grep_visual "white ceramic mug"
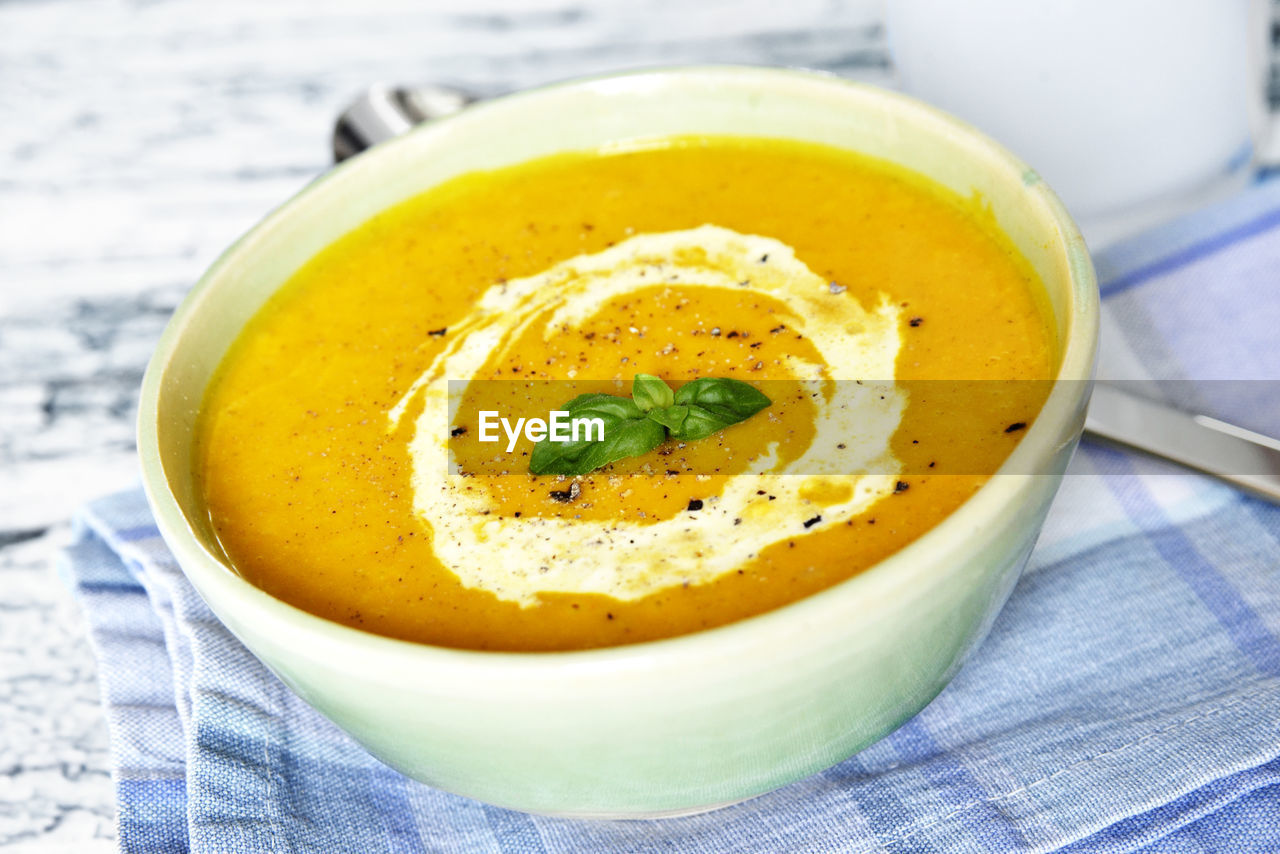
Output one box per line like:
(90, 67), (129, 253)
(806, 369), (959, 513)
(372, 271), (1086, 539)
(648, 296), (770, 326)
(887, 0), (1272, 246)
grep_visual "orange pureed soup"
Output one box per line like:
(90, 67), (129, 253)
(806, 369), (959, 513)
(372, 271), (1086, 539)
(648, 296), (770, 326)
(196, 137), (1055, 651)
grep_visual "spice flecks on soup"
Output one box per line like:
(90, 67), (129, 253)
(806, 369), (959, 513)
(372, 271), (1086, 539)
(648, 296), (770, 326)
(393, 226), (905, 604)
(196, 136), (1055, 651)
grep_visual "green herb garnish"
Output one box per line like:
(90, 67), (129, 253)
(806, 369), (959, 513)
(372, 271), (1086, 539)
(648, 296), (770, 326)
(528, 374), (771, 476)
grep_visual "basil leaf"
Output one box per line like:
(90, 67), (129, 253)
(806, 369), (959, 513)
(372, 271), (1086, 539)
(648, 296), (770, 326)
(559, 393), (643, 420)
(631, 374), (674, 412)
(670, 377), (771, 440)
(569, 417), (665, 474)
(646, 404), (688, 433)
(528, 394), (665, 476)
(527, 375), (771, 476)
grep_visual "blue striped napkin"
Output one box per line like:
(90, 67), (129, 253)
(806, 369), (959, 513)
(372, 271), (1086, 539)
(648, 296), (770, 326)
(61, 180), (1280, 853)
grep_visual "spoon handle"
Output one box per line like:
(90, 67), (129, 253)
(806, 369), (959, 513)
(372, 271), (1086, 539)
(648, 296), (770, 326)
(333, 85), (474, 162)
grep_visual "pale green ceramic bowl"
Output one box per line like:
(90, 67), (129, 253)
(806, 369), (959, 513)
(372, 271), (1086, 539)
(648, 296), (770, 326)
(138, 66), (1098, 818)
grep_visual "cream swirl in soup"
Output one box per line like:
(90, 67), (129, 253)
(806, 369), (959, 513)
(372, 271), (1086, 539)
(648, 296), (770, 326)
(389, 226), (906, 604)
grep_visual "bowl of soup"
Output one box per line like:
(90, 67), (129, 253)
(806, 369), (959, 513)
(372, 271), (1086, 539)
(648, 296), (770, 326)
(138, 66), (1097, 817)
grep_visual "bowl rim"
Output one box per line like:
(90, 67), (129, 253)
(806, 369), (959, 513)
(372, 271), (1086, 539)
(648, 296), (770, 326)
(137, 63), (1098, 675)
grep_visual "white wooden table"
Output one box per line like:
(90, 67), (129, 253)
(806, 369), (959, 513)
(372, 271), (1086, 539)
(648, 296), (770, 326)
(0, 1), (888, 848)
